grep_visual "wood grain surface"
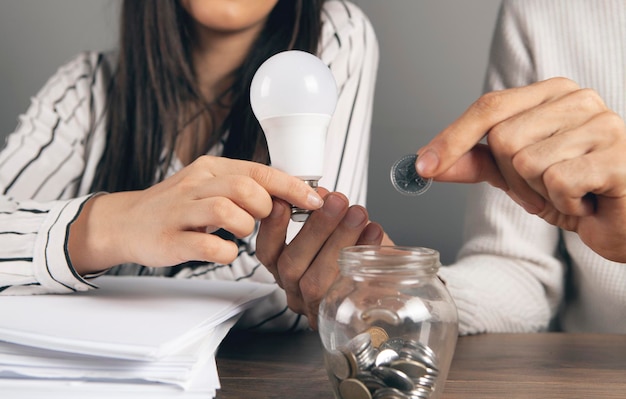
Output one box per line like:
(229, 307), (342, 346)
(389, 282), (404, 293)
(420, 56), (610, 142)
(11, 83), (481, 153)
(216, 331), (626, 399)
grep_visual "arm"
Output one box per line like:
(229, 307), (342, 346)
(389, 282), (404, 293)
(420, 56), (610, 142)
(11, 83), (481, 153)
(416, 1), (626, 263)
(437, 0), (567, 333)
(0, 52), (108, 294)
(0, 52), (326, 297)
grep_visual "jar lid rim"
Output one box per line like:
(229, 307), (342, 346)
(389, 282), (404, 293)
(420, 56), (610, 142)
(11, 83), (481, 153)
(339, 245), (439, 258)
(338, 245), (440, 274)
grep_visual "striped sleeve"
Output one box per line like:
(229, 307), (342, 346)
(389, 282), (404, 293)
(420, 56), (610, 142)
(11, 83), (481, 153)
(0, 195), (99, 294)
(0, 52), (108, 295)
(319, 0), (379, 206)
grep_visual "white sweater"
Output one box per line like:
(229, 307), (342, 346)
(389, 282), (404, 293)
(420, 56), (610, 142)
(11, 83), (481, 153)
(0, 1), (378, 331)
(438, 0), (626, 334)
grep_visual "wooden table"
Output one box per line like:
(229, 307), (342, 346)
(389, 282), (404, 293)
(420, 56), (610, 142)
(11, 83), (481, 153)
(215, 330), (626, 398)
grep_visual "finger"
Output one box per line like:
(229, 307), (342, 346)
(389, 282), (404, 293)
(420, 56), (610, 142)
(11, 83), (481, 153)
(175, 196), (257, 238)
(193, 156), (324, 211)
(146, 231), (239, 267)
(489, 87), (608, 161)
(427, 144), (508, 190)
(416, 77), (581, 178)
(316, 187), (330, 198)
(277, 193), (349, 299)
(356, 221), (385, 246)
(299, 205), (370, 328)
(511, 121), (609, 201)
(194, 175), (275, 218)
(487, 88), (609, 211)
(544, 142), (626, 216)
(257, 198), (291, 287)
(577, 196), (626, 263)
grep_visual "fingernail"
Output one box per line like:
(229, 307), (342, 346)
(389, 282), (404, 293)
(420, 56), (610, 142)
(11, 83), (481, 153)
(416, 150), (439, 177)
(344, 207), (367, 228)
(307, 192), (324, 209)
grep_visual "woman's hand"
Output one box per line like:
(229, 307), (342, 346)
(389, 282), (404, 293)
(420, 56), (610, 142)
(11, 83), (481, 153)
(415, 77), (626, 262)
(256, 188), (393, 330)
(69, 156), (324, 274)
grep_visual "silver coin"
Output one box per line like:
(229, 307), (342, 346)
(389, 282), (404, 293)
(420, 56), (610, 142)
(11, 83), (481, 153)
(379, 337), (406, 353)
(398, 348), (438, 372)
(389, 359), (429, 380)
(406, 386), (432, 399)
(348, 332), (373, 355)
(412, 375), (437, 390)
(371, 366), (415, 392)
(356, 371), (387, 392)
(372, 387), (410, 399)
(375, 348), (400, 367)
(390, 154), (432, 196)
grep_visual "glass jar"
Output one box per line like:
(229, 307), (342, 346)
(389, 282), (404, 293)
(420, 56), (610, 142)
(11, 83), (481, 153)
(318, 246), (458, 399)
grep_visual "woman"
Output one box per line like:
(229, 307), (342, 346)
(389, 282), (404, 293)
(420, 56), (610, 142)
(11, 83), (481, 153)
(0, 0), (383, 331)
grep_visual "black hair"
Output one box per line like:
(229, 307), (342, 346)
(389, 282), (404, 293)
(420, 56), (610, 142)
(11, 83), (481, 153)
(92, 0), (326, 193)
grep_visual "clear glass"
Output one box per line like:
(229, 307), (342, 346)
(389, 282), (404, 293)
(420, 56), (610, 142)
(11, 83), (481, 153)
(318, 246), (458, 399)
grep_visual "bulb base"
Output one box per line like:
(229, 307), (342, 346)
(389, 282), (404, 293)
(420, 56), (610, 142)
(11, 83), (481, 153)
(291, 180), (319, 222)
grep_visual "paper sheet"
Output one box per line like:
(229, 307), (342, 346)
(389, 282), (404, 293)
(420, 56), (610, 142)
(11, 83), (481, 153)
(0, 276), (276, 360)
(0, 276), (276, 397)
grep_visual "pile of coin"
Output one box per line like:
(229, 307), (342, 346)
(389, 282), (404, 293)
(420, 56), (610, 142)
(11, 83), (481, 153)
(324, 327), (440, 399)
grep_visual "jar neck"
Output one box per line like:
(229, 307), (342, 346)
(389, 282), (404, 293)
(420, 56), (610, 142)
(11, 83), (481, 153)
(338, 246), (440, 279)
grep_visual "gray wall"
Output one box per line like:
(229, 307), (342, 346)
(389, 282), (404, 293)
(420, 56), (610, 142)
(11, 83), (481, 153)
(0, 1), (501, 264)
(354, 1), (501, 263)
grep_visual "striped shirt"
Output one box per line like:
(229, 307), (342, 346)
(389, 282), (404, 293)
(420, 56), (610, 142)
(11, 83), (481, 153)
(438, 0), (626, 334)
(0, 0), (379, 331)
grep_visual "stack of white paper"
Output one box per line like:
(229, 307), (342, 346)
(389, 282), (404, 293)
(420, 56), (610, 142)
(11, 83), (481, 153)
(0, 276), (276, 398)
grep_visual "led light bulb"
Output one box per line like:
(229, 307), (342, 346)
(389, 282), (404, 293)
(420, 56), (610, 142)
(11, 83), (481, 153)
(250, 50), (338, 222)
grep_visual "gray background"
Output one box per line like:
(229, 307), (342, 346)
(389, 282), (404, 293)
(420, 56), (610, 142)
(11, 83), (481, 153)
(0, 0), (501, 264)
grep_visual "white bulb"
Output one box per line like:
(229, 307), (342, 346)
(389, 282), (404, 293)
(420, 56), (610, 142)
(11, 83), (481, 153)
(250, 50), (338, 221)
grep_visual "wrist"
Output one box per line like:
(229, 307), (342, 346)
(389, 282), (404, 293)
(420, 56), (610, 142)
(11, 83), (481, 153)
(68, 192), (132, 275)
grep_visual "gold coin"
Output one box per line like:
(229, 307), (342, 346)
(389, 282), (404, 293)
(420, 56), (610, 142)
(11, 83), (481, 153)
(327, 349), (352, 380)
(365, 326), (389, 348)
(339, 378), (372, 399)
(342, 349), (359, 379)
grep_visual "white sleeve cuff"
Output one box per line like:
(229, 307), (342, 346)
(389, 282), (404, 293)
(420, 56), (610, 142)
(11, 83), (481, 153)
(33, 194), (99, 293)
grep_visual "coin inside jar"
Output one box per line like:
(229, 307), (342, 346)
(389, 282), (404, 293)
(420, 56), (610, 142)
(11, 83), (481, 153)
(323, 332), (442, 399)
(371, 366), (415, 392)
(365, 326), (390, 348)
(375, 348), (400, 367)
(339, 378), (373, 399)
(390, 154), (432, 196)
(328, 349), (353, 380)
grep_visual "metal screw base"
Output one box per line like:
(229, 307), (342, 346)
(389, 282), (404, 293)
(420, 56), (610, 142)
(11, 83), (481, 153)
(290, 180), (319, 222)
